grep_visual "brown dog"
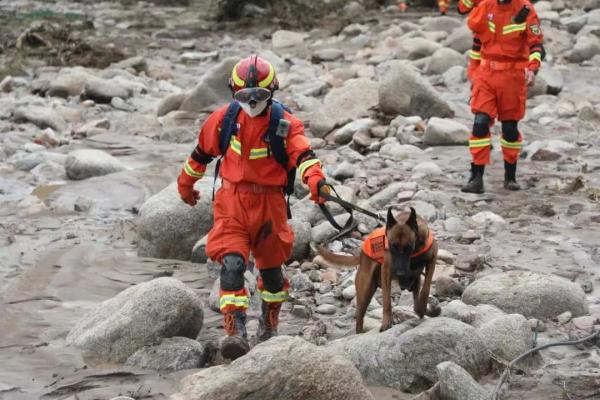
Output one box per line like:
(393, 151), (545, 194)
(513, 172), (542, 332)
(318, 207), (438, 333)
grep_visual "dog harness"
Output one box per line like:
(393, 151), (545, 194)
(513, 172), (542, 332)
(362, 227), (435, 265)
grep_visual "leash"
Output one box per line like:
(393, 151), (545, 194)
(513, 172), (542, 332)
(317, 182), (386, 231)
(490, 330), (599, 400)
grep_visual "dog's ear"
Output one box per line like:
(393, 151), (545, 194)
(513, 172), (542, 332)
(407, 207), (418, 233)
(386, 207), (397, 230)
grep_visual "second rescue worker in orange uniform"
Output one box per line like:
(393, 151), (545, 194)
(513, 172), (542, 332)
(461, 0), (544, 193)
(177, 56), (328, 360)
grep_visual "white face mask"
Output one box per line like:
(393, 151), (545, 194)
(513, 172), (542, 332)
(239, 100), (268, 118)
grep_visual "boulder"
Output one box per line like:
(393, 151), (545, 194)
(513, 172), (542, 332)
(66, 278), (203, 363)
(137, 182), (214, 261)
(83, 77), (131, 103)
(327, 318), (490, 392)
(437, 361), (490, 400)
(445, 26), (473, 53)
(379, 143), (424, 161)
(157, 93), (186, 117)
(369, 181), (417, 209)
(65, 149), (126, 180)
(478, 314), (533, 364)
(125, 337), (213, 372)
(111, 56), (148, 73)
(462, 271), (589, 319)
(426, 48), (466, 75)
(422, 16), (463, 33)
(400, 38), (442, 60)
(179, 57), (238, 113)
(441, 300), (506, 328)
(170, 336), (374, 400)
(13, 106), (67, 132)
(47, 68), (95, 98)
(569, 35), (600, 63)
(424, 117), (469, 146)
(272, 30), (308, 49)
(537, 65), (564, 95)
(333, 118), (376, 145)
(289, 219), (312, 262)
(379, 61), (453, 118)
(310, 79), (379, 137)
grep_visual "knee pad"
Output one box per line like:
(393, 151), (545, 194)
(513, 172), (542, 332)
(501, 121), (519, 142)
(473, 113), (491, 138)
(259, 268), (285, 293)
(220, 253), (246, 291)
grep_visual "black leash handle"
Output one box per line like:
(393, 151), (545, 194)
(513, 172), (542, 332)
(317, 181), (354, 231)
(318, 181), (385, 225)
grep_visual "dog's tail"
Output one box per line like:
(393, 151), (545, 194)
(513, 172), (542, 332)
(316, 245), (360, 267)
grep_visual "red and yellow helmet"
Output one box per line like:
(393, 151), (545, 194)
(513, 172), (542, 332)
(229, 55), (279, 93)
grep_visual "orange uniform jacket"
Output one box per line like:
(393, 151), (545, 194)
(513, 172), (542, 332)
(468, 0), (544, 71)
(181, 104), (320, 187)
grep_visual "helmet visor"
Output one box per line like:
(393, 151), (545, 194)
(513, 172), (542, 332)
(233, 87), (272, 104)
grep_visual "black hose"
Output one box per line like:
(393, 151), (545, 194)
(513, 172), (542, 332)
(490, 330), (599, 400)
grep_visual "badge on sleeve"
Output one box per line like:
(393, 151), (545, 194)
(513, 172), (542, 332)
(530, 24), (540, 35)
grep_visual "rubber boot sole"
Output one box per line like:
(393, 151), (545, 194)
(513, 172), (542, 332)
(220, 336), (249, 360)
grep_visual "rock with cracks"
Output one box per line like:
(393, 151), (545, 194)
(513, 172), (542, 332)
(169, 336), (374, 400)
(379, 61), (453, 118)
(66, 278), (204, 363)
(462, 271), (588, 319)
(125, 337), (213, 372)
(326, 318), (490, 392)
(137, 182), (214, 261)
(437, 361), (490, 400)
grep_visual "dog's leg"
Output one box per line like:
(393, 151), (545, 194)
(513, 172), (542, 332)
(355, 256), (378, 334)
(380, 259), (393, 332)
(412, 274), (424, 318)
(416, 256), (437, 318)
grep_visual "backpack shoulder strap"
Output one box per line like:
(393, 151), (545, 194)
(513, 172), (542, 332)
(266, 101), (290, 169)
(219, 101), (242, 155)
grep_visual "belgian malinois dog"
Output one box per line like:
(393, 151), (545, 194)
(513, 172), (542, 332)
(318, 207), (438, 333)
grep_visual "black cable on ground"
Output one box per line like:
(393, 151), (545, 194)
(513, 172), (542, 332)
(490, 330), (600, 400)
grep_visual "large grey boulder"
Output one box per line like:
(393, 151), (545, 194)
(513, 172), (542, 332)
(422, 16), (463, 33)
(272, 30), (308, 49)
(125, 337), (213, 372)
(426, 48), (466, 75)
(48, 67), (95, 98)
(537, 65), (564, 95)
(445, 26), (473, 53)
(157, 93), (187, 117)
(424, 117), (469, 146)
(66, 278), (203, 363)
(310, 78), (379, 137)
(327, 318), (490, 392)
(462, 271), (589, 319)
(170, 336), (374, 400)
(400, 38), (442, 60)
(179, 57), (238, 113)
(379, 61), (453, 118)
(478, 314), (533, 364)
(437, 361), (490, 400)
(65, 149), (126, 180)
(289, 219), (312, 262)
(13, 106), (67, 132)
(137, 181), (214, 261)
(83, 77), (131, 103)
(568, 35), (600, 63)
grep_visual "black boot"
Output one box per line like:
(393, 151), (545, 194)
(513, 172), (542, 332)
(461, 163), (485, 194)
(504, 161), (521, 191)
(257, 301), (282, 343)
(221, 310), (250, 360)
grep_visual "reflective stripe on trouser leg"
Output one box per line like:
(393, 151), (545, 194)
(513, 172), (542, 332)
(500, 132), (522, 164)
(469, 134), (492, 165)
(219, 288), (249, 313)
(257, 277), (289, 303)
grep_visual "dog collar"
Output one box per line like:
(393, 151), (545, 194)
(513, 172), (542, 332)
(410, 229), (434, 259)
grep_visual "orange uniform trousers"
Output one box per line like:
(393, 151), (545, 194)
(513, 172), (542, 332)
(469, 64), (526, 165)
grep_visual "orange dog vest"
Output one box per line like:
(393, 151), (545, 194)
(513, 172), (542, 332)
(362, 227), (434, 265)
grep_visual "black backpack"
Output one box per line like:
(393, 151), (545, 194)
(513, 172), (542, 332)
(214, 100), (296, 218)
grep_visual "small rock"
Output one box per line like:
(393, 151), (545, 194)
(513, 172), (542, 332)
(437, 361), (490, 400)
(342, 285), (356, 300)
(424, 118), (469, 146)
(125, 337), (213, 372)
(557, 311), (572, 324)
(111, 97), (136, 112)
(309, 270), (322, 283)
(435, 276), (463, 298)
(65, 149), (126, 180)
(572, 316), (595, 330)
(290, 272), (315, 292)
(291, 305), (311, 319)
(471, 211), (505, 226)
(333, 161), (356, 180)
(272, 30), (307, 49)
(83, 77), (130, 103)
(316, 303), (337, 315)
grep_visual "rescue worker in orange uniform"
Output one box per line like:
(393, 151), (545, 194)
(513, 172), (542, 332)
(458, 0), (484, 81)
(177, 55), (328, 360)
(461, 0), (544, 193)
(438, 0), (450, 15)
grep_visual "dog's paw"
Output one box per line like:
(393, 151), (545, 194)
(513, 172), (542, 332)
(425, 296), (442, 317)
(379, 320), (393, 332)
